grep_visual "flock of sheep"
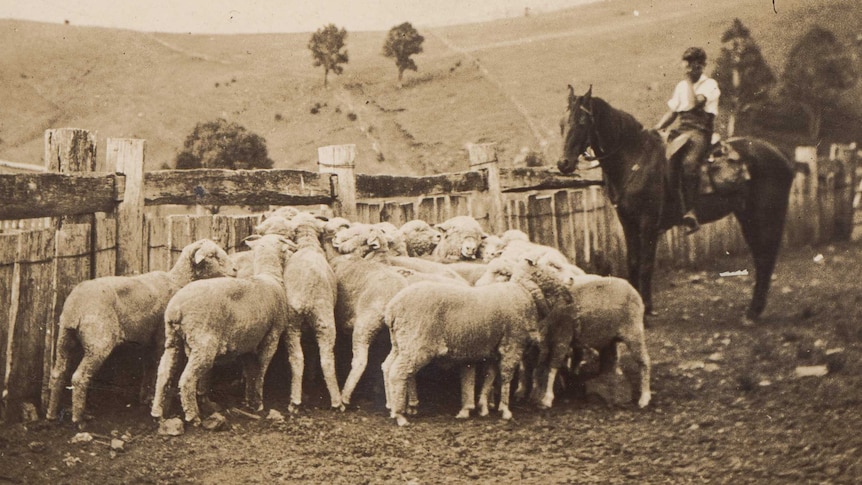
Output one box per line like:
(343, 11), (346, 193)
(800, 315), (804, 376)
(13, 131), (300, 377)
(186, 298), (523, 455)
(45, 207), (651, 429)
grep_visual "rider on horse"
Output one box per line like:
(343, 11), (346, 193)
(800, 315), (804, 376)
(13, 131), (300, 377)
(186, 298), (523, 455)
(654, 47), (721, 234)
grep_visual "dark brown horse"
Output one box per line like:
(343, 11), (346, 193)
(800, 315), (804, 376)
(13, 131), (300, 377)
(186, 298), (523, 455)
(559, 85), (795, 321)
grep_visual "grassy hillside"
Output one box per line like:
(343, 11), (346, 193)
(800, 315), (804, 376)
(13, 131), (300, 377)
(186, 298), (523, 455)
(1, 0), (859, 175)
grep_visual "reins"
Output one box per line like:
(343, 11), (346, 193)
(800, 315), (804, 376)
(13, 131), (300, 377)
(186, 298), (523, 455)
(579, 99), (622, 162)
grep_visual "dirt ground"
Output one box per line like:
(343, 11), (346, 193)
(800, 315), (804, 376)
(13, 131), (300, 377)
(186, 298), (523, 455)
(2, 240), (861, 484)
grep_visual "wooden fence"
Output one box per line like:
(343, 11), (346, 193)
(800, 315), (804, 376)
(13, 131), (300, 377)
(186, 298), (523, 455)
(0, 128), (857, 423)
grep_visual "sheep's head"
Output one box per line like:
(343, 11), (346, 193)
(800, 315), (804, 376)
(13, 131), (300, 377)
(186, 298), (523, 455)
(400, 219), (442, 257)
(478, 235), (505, 262)
(332, 223), (386, 257)
(254, 215), (292, 237)
(474, 256), (515, 286)
(500, 229), (530, 244)
(374, 222), (408, 256)
(244, 233), (299, 268)
(184, 238), (238, 279)
(434, 216), (487, 261)
(287, 212), (327, 244)
(530, 248), (586, 280)
(323, 217), (352, 241)
(510, 256), (574, 319)
(263, 206), (301, 221)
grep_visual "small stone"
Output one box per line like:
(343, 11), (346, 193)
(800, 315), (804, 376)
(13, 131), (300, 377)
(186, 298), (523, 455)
(758, 380), (772, 387)
(28, 441), (47, 453)
(794, 365), (828, 378)
(266, 409), (285, 422)
(703, 363), (720, 373)
(157, 418), (185, 436)
(679, 361), (705, 371)
(707, 352), (724, 362)
(202, 412), (227, 431)
(63, 453), (82, 467)
(70, 432), (94, 444)
(110, 439), (125, 452)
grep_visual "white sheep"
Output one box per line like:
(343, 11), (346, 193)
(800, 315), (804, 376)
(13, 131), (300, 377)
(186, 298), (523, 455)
(374, 221), (409, 256)
(150, 234), (296, 425)
(281, 212), (344, 412)
(431, 215), (487, 261)
(46, 238), (237, 425)
(383, 257), (573, 426)
(539, 275), (652, 409)
(329, 223), (411, 407)
(398, 219), (442, 257)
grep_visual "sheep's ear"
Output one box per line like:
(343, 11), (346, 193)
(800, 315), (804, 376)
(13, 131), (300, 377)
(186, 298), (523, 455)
(193, 241), (217, 265)
(278, 236), (299, 251)
(315, 215), (329, 222)
(522, 255), (538, 266)
(243, 234), (262, 248)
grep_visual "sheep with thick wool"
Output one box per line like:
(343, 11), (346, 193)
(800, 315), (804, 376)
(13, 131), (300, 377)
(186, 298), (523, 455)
(399, 219), (442, 257)
(329, 223), (411, 407)
(280, 212), (344, 412)
(46, 239), (237, 425)
(538, 275), (651, 409)
(150, 234), (296, 425)
(431, 215), (486, 261)
(383, 256), (574, 426)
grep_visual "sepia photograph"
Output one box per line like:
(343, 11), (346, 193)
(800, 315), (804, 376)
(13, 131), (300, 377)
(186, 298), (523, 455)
(0, 0), (860, 482)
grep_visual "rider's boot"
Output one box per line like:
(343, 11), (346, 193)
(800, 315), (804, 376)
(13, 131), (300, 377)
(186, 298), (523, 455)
(681, 174), (700, 235)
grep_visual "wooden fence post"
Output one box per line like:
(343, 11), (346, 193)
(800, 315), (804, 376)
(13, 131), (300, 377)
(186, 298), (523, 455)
(108, 138), (146, 275)
(794, 146), (819, 245)
(468, 143), (504, 234)
(42, 128), (97, 416)
(318, 144), (357, 219)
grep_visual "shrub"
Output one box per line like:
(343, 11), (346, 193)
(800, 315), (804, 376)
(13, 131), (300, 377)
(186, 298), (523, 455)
(175, 119), (273, 170)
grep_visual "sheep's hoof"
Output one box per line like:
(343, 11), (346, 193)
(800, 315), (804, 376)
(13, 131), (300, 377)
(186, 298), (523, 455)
(501, 409), (513, 421)
(455, 409), (470, 419)
(395, 415), (410, 427)
(406, 405), (418, 416)
(332, 403), (346, 412)
(638, 392), (652, 408)
(187, 416), (202, 427)
(288, 403), (301, 415)
(478, 406), (489, 417)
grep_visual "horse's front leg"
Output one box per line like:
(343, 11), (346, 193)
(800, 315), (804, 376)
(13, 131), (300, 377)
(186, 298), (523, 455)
(637, 229), (659, 316)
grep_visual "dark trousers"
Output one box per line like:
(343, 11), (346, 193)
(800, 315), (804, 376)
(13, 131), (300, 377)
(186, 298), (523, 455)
(680, 129), (710, 213)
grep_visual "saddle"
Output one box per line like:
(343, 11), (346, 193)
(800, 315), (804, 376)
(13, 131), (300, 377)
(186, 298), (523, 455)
(665, 132), (750, 195)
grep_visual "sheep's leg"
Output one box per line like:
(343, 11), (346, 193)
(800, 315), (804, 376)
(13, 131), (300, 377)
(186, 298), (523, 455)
(518, 358), (533, 402)
(179, 349), (216, 426)
(406, 374), (419, 415)
(313, 318), (344, 411)
(540, 367), (559, 409)
(47, 328), (77, 421)
(456, 365), (476, 419)
(252, 328), (282, 412)
(478, 363), (497, 417)
(387, 352), (415, 427)
(284, 328), (305, 413)
(627, 337), (652, 408)
(239, 354), (261, 410)
(599, 341), (621, 375)
(381, 347), (397, 412)
(70, 342), (113, 425)
(497, 348), (521, 421)
(151, 345), (181, 419)
(341, 338), (370, 408)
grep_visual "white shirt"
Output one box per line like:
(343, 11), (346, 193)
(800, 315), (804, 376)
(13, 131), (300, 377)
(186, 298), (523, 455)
(667, 74), (720, 115)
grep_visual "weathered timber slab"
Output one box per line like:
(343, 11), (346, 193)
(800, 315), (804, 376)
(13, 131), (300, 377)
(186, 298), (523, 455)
(144, 169), (334, 206)
(355, 171), (485, 199)
(0, 173), (120, 220)
(498, 167), (601, 193)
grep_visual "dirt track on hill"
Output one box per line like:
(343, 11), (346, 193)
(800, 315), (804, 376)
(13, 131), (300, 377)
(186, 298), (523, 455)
(2, 241), (862, 484)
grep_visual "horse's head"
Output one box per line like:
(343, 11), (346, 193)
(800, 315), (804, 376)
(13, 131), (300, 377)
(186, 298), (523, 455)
(558, 85), (593, 175)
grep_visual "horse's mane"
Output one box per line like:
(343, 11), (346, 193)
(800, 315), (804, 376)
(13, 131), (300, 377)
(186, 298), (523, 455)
(590, 96), (654, 149)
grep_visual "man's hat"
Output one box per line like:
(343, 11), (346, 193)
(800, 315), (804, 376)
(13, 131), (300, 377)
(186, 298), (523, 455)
(682, 47), (707, 64)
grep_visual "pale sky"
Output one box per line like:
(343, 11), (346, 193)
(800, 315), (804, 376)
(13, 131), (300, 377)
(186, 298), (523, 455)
(0, 0), (599, 33)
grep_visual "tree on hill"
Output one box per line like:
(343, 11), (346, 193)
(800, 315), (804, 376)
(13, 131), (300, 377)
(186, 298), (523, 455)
(781, 25), (859, 141)
(175, 119), (273, 170)
(711, 18), (775, 136)
(308, 24), (349, 87)
(382, 22), (425, 86)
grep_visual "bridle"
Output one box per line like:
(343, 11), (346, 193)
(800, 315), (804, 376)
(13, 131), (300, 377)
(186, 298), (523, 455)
(568, 94), (621, 163)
